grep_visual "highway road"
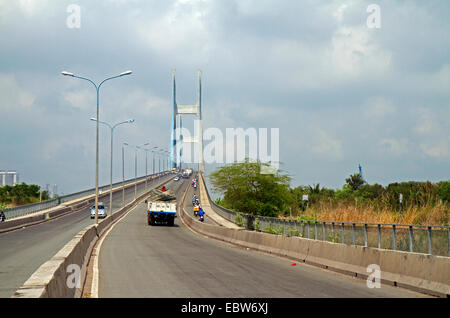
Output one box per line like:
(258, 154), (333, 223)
(0, 174), (172, 298)
(98, 179), (429, 298)
(184, 179), (215, 225)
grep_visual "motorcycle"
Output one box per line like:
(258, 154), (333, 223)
(193, 205), (199, 217)
(199, 214), (204, 222)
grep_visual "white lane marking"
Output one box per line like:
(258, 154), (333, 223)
(90, 224), (113, 298)
(90, 179), (174, 298)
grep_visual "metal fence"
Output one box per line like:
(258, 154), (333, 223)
(201, 173), (450, 257)
(2, 172), (170, 220)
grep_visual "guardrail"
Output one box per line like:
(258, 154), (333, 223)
(2, 172), (170, 220)
(201, 173), (450, 257)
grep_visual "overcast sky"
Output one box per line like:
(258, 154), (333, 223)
(0, 0), (449, 195)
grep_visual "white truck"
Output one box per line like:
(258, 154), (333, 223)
(146, 187), (177, 226)
(182, 168), (193, 179)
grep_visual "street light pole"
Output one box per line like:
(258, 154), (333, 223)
(90, 118), (134, 216)
(152, 150), (155, 175)
(137, 143), (150, 196)
(62, 70), (132, 225)
(143, 148), (150, 190)
(122, 143), (125, 208)
(134, 146), (137, 199)
(151, 146), (158, 178)
(124, 142), (149, 200)
(160, 149), (168, 172)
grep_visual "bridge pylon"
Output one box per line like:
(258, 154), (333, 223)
(170, 69), (204, 173)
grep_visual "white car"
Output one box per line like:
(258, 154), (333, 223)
(90, 203), (107, 219)
(174, 176), (180, 181)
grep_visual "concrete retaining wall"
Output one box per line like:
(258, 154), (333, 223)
(12, 177), (171, 298)
(180, 191), (450, 297)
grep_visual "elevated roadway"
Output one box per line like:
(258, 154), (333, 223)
(97, 180), (428, 298)
(0, 174), (173, 298)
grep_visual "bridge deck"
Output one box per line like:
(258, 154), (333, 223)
(97, 180), (428, 297)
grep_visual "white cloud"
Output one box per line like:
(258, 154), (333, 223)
(0, 73), (35, 112)
(63, 89), (96, 111)
(135, 0), (210, 57)
(364, 97), (396, 119)
(311, 129), (343, 160)
(379, 138), (409, 156)
(414, 107), (439, 135)
(420, 142), (450, 159)
(333, 3), (349, 23)
(330, 25), (392, 78)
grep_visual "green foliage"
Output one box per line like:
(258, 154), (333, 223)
(437, 181), (450, 203)
(328, 232), (340, 243)
(235, 213), (244, 227)
(346, 173), (365, 191)
(209, 161), (449, 225)
(277, 226), (284, 235)
(209, 159), (292, 217)
(297, 214), (317, 222)
(292, 178), (450, 215)
(264, 222), (278, 234)
(254, 218), (260, 231)
(0, 183), (47, 206)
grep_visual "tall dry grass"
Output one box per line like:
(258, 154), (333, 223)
(293, 201), (449, 225)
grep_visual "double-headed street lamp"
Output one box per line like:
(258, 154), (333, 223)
(90, 118), (134, 217)
(155, 148), (169, 173)
(161, 149), (169, 172)
(124, 142), (149, 200)
(62, 70), (132, 225)
(141, 147), (153, 190)
(151, 146), (158, 176)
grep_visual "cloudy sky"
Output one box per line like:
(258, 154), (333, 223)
(0, 0), (449, 195)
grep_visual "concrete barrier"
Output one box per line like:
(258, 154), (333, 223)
(0, 175), (167, 234)
(179, 187), (450, 297)
(12, 177), (171, 298)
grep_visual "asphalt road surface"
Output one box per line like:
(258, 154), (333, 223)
(0, 174), (172, 298)
(98, 180), (428, 298)
(185, 180), (214, 225)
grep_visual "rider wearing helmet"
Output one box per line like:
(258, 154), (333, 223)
(199, 207), (205, 222)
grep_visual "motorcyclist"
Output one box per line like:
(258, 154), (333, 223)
(0, 211), (5, 222)
(199, 208), (205, 222)
(193, 203), (199, 216)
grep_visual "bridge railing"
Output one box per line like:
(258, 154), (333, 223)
(2, 172), (169, 220)
(201, 173), (450, 257)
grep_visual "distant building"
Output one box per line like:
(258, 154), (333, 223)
(0, 171), (18, 186)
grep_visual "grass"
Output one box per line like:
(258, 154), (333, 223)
(291, 201), (449, 226)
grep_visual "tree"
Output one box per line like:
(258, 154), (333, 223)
(345, 173), (365, 191)
(209, 160), (292, 217)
